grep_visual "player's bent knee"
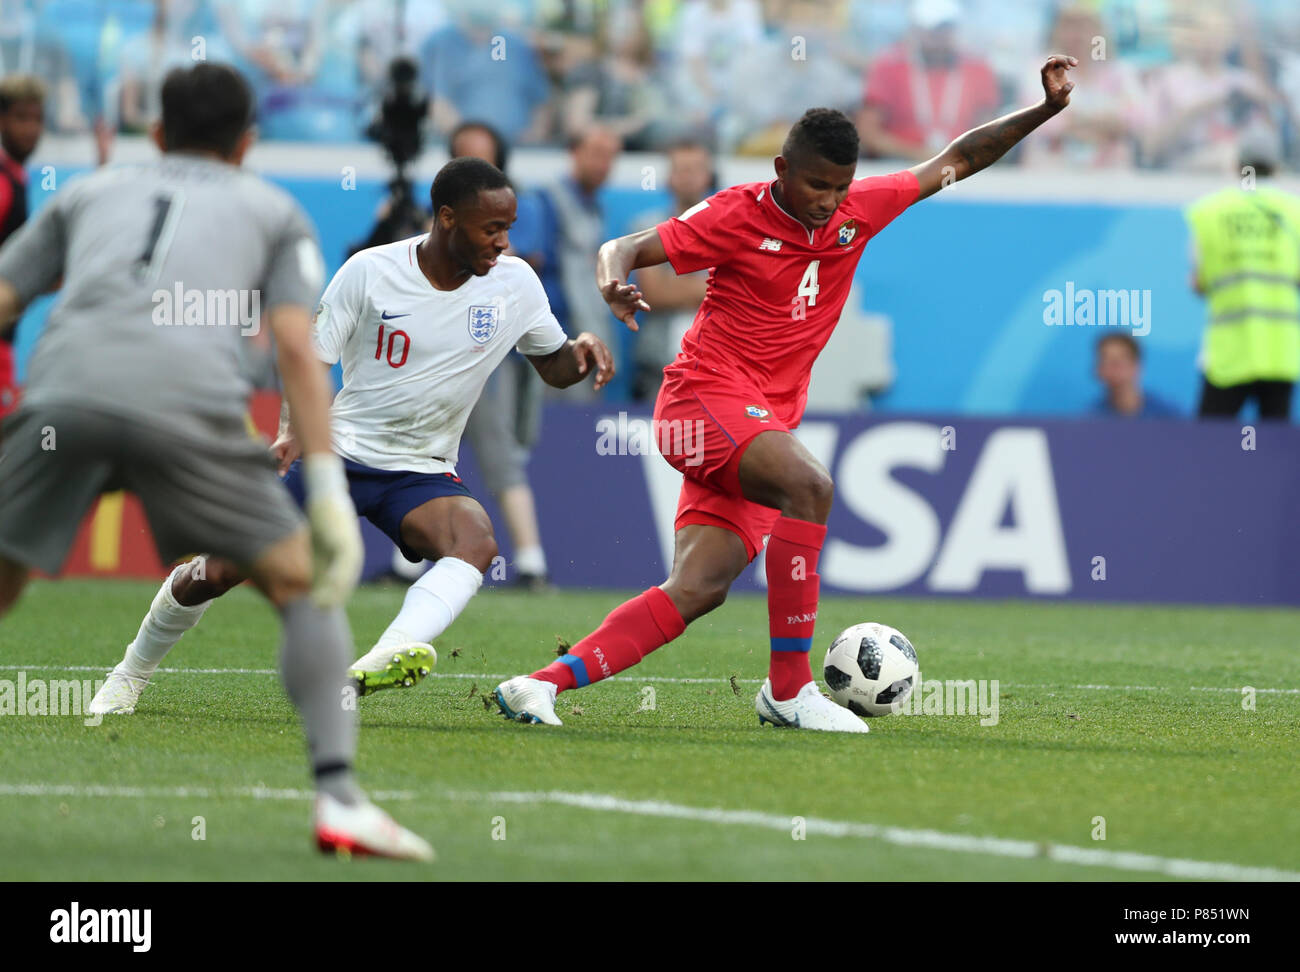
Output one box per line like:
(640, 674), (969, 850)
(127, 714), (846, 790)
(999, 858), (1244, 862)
(174, 557), (244, 605)
(665, 576), (730, 623)
(478, 533), (500, 575)
(785, 467), (835, 521)
(454, 530), (498, 575)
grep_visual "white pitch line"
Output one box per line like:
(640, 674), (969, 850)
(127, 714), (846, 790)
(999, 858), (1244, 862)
(451, 788), (1300, 882)
(5, 780), (1285, 880)
(0, 665), (1296, 694)
(0, 664), (280, 675)
(0, 782), (413, 801)
(443, 675), (1300, 695)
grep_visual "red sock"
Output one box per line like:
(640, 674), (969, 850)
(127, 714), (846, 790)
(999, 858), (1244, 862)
(532, 587), (686, 693)
(766, 516), (827, 701)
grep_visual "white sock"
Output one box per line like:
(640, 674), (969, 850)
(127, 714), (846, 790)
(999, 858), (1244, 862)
(120, 562), (212, 679)
(356, 557), (483, 669)
(515, 545), (546, 576)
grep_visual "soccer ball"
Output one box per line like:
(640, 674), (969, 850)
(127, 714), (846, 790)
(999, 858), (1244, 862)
(823, 622), (919, 717)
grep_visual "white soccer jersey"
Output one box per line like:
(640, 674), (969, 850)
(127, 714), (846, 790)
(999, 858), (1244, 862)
(311, 237), (568, 473)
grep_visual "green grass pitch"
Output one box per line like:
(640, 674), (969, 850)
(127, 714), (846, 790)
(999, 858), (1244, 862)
(1, 579), (1297, 881)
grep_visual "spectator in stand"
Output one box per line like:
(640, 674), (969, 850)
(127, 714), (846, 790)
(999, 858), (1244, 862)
(560, 4), (668, 150)
(119, 1), (229, 134)
(214, 0), (342, 140)
(422, 2), (552, 144)
(669, 0), (764, 136)
(857, 0), (1002, 162)
(842, 0), (910, 69)
(1092, 334), (1180, 418)
(0, 74), (43, 419)
(721, 0), (860, 156)
(512, 126), (621, 398)
(216, 0), (327, 87)
(627, 139), (715, 400)
(1140, 5), (1279, 172)
(342, 0), (448, 101)
(0, 0), (87, 134)
(1019, 4), (1145, 169)
(449, 121), (554, 590)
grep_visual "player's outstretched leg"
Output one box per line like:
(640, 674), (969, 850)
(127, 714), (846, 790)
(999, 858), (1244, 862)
(348, 495), (494, 696)
(250, 529), (433, 862)
(89, 555), (245, 715)
(496, 524), (747, 725)
(739, 431), (867, 734)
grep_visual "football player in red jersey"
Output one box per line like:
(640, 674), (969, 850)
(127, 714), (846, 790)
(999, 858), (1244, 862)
(497, 56), (1077, 731)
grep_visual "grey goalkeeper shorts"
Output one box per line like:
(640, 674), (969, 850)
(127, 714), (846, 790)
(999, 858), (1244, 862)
(0, 404), (304, 575)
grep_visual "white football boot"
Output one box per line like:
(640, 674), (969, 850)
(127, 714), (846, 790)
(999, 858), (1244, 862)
(314, 794), (435, 862)
(494, 675), (563, 726)
(755, 678), (870, 733)
(87, 665), (151, 715)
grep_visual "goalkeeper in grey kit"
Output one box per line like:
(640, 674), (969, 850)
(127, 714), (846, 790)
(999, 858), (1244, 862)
(0, 62), (431, 861)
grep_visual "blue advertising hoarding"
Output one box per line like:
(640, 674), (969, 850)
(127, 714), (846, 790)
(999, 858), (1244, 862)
(423, 405), (1300, 606)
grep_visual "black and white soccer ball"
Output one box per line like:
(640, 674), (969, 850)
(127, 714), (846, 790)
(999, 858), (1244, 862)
(823, 622), (919, 717)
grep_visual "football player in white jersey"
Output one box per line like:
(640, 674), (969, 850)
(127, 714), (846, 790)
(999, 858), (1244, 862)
(90, 156), (614, 714)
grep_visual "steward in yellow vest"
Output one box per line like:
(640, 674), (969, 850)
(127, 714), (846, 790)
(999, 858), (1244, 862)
(1188, 143), (1300, 420)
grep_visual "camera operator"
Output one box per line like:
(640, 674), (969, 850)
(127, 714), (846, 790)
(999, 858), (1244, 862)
(351, 57), (430, 255)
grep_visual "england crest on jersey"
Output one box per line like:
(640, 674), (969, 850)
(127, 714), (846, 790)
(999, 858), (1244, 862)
(468, 305), (499, 344)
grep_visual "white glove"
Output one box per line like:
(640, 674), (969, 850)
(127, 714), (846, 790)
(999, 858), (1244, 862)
(302, 453), (363, 607)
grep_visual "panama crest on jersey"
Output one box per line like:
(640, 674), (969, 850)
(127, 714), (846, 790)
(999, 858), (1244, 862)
(837, 219), (857, 245)
(467, 304), (499, 344)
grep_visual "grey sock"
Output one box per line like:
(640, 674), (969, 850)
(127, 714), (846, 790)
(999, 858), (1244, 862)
(279, 597), (364, 807)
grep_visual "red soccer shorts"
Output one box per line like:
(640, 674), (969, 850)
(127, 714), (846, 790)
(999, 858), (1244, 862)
(653, 362), (788, 561)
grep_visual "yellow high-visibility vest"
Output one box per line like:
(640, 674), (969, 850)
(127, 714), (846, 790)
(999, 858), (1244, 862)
(1187, 185), (1300, 387)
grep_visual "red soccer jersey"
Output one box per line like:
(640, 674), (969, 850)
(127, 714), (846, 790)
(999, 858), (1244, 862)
(656, 170), (919, 425)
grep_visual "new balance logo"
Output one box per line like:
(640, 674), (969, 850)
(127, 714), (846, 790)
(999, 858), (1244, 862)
(759, 238), (783, 252)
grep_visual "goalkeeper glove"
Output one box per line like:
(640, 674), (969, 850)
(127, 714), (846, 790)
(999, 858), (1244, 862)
(302, 453), (363, 607)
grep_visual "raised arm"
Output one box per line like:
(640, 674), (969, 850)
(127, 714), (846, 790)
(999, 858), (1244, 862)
(910, 55), (1076, 202)
(596, 226), (668, 331)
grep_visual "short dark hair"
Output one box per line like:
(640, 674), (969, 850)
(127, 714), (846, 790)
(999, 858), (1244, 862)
(160, 63), (254, 157)
(0, 75), (45, 113)
(1097, 333), (1140, 362)
(430, 156), (512, 213)
(782, 108), (859, 167)
(449, 120), (509, 173)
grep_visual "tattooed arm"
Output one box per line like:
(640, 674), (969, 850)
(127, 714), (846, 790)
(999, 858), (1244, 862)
(910, 55), (1077, 202)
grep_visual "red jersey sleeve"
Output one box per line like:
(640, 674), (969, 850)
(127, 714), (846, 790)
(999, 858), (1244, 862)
(656, 190), (739, 275)
(851, 169), (920, 237)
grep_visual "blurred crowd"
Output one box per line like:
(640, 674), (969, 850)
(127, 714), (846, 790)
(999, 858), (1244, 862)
(1, 0), (1298, 171)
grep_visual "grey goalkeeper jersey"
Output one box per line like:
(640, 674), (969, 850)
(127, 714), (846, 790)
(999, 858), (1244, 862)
(0, 153), (324, 426)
